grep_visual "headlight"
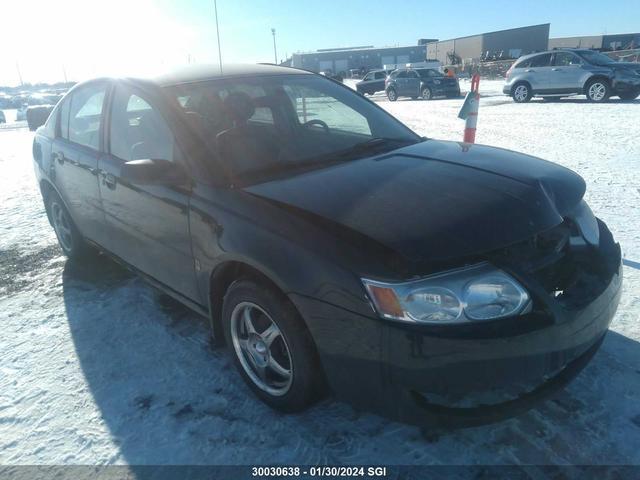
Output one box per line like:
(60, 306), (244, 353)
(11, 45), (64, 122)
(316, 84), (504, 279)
(363, 263), (530, 324)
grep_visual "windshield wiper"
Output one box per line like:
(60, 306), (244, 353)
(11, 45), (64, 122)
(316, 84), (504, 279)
(329, 137), (419, 160)
(237, 137), (420, 184)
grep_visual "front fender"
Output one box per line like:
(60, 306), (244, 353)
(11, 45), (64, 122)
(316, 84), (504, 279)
(189, 185), (375, 318)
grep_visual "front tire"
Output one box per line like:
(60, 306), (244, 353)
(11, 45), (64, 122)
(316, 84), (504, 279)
(421, 86), (432, 100)
(46, 191), (93, 259)
(222, 279), (323, 413)
(386, 88), (397, 101)
(512, 82), (532, 103)
(585, 78), (610, 102)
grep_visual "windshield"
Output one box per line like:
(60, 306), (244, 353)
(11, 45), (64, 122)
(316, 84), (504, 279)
(577, 50), (616, 66)
(166, 74), (419, 184)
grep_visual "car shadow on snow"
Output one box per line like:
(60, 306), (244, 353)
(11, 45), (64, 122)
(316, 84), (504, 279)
(61, 254), (640, 467)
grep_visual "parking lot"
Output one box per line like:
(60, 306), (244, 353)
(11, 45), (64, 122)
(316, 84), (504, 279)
(1, 85), (639, 465)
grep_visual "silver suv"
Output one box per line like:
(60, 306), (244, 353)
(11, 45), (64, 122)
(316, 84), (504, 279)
(503, 49), (640, 103)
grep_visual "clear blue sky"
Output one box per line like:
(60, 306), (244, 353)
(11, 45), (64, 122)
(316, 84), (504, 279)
(2, 0), (638, 86)
(175, 0), (639, 61)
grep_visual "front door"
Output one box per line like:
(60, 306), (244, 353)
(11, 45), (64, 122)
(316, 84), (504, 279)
(550, 52), (586, 92)
(50, 83), (108, 241)
(98, 85), (199, 300)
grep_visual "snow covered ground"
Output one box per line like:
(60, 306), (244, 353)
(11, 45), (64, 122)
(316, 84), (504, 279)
(1, 84), (639, 466)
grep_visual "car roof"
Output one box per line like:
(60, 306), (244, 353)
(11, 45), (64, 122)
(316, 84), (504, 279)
(149, 63), (310, 87)
(517, 48), (592, 62)
(60, 64), (314, 101)
(72, 64), (311, 92)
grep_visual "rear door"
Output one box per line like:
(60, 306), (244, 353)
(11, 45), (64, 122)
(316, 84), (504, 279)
(405, 70), (421, 97)
(394, 70), (409, 95)
(524, 53), (553, 91)
(50, 82), (108, 242)
(550, 51), (585, 92)
(99, 84), (199, 300)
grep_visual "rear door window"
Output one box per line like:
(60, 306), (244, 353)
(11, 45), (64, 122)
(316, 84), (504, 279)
(68, 85), (106, 150)
(528, 54), (552, 68)
(109, 87), (174, 162)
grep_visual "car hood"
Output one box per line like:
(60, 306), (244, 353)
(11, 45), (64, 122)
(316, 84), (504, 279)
(244, 140), (586, 264)
(612, 62), (640, 73)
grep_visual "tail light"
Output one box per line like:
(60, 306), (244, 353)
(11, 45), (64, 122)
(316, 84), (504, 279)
(505, 63), (515, 78)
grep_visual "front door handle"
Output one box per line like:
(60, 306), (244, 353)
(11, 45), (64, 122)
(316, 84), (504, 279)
(102, 172), (117, 189)
(551, 68), (560, 71)
(525, 69), (535, 73)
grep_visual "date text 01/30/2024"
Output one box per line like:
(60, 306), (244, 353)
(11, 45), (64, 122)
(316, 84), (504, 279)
(251, 466), (388, 477)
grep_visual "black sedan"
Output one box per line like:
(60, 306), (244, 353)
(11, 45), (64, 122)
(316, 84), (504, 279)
(32, 64), (622, 428)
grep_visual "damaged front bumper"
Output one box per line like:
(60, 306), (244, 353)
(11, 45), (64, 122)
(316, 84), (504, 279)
(291, 218), (622, 428)
(385, 218), (622, 428)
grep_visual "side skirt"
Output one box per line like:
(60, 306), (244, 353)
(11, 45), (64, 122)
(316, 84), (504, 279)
(85, 239), (210, 319)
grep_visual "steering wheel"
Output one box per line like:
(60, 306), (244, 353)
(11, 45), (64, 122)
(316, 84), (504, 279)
(302, 119), (330, 134)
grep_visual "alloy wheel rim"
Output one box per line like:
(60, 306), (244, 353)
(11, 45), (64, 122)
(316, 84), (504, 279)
(51, 202), (73, 252)
(514, 85), (528, 101)
(388, 90), (396, 100)
(230, 302), (293, 396)
(589, 83), (606, 101)
(423, 88), (431, 100)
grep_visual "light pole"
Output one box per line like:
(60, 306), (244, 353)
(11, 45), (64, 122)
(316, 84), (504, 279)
(213, 0), (223, 74)
(271, 28), (278, 64)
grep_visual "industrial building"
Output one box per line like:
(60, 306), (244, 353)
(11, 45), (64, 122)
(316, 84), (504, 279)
(425, 24), (550, 64)
(289, 44), (428, 74)
(548, 33), (640, 51)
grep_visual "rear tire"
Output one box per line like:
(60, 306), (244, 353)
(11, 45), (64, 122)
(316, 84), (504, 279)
(585, 78), (610, 102)
(45, 190), (94, 259)
(222, 279), (324, 413)
(512, 82), (532, 103)
(386, 88), (397, 101)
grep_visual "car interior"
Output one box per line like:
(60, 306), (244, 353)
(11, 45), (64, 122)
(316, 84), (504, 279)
(172, 80), (376, 180)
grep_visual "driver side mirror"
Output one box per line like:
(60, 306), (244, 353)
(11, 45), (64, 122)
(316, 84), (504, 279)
(120, 159), (188, 186)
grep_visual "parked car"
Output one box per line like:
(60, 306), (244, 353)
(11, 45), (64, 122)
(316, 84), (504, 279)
(26, 105), (54, 131)
(385, 68), (460, 101)
(0, 110), (5, 124)
(356, 69), (388, 95)
(504, 48), (640, 103)
(33, 64), (622, 428)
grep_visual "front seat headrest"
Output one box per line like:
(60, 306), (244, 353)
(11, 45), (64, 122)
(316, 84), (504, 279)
(223, 91), (255, 124)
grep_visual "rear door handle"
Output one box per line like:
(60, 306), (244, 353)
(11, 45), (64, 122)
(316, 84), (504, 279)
(525, 69), (535, 73)
(551, 68), (560, 71)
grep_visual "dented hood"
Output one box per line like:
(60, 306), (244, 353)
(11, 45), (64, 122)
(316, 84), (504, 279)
(245, 140), (586, 263)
